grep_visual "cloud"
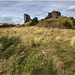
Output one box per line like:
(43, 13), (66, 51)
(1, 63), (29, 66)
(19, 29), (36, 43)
(53, 8), (63, 11)
(12, 17), (23, 24)
(37, 8), (42, 10)
(0, 0), (75, 1)
(67, 5), (75, 11)
(0, 1), (17, 7)
(0, 15), (13, 22)
(0, 1), (75, 22)
(34, 12), (44, 16)
(25, 9), (30, 11)
(34, 12), (48, 16)
(0, 15), (23, 24)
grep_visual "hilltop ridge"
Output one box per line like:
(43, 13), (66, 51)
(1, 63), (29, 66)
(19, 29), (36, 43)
(17, 16), (75, 30)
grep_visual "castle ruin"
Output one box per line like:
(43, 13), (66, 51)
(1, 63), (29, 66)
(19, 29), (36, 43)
(24, 14), (31, 23)
(24, 11), (61, 23)
(45, 11), (61, 19)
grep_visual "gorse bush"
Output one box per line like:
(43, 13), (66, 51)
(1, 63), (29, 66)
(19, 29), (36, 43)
(63, 21), (72, 29)
(30, 17), (38, 26)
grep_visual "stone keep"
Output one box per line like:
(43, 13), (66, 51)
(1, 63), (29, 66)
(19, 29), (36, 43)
(45, 11), (61, 19)
(24, 14), (31, 23)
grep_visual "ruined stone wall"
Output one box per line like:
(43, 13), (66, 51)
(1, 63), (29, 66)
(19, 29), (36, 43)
(45, 13), (52, 19)
(45, 11), (61, 19)
(24, 14), (31, 23)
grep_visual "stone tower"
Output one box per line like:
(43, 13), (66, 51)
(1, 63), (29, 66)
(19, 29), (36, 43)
(51, 11), (61, 18)
(24, 14), (31, 23)
(45, 11), (61, 19)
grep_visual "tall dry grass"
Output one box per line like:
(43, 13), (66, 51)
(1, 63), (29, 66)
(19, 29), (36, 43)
(0, 26), (75, 74)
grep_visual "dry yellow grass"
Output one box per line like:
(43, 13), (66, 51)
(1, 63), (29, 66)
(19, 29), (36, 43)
(0, 27), (75, 45)
(0, 26), (75, 74)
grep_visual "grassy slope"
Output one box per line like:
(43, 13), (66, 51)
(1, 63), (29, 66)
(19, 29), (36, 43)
(0, 27), (75, 74)
(17, 16), (75, 29)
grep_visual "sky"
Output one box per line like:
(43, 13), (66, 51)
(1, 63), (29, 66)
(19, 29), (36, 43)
(0, 1), (75, 24)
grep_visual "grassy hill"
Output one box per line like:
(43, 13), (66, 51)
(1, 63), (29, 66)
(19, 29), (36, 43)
(0, 26), (75, 74)
(17, 16), (75, 30)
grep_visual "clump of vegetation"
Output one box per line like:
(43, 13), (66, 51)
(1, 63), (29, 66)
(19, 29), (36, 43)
(30, 17), (38, 26)
(70, 17), (74, 20)
(70, 17), (75, 26)
(63, 20), (73, 29)
(0, 36), (21, 59)
(41, 19), (44, 21)
(0, 23), (15, 28)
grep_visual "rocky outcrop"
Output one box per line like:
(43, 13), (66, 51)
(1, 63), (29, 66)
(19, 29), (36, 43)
(24, 14), (31, 23)
(45, 11), (61, 19)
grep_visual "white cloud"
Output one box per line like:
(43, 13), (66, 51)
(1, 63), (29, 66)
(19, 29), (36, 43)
(68, 5), (75, 11)
(0, 0), (75, 1)
(0, 15), (23, 24)
(0, 15), (13, 22)
(12, 17), (23, 24)
(34, 12), (44, 16)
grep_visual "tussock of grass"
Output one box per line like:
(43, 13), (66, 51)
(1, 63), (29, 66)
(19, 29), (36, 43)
(0, 27), (75, 74)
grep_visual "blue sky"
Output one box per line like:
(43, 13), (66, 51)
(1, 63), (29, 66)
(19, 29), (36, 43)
(0, 1), (75, 24)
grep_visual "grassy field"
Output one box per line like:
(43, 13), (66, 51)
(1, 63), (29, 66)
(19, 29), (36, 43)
(0, 26), (75, 74)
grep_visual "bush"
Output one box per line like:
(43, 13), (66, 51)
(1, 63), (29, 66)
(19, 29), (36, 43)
(73, 20), (75, 25)
(70, 17), (74, 20)
(63, 21), (72, 29)
(0, 23), (15, 28)
(30, 17), (38, 26)
(41, 19), (44, 21)
(70, 17), (75, 25)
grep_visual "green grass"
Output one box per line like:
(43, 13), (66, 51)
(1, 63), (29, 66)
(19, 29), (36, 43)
(0, 27), (75, 74)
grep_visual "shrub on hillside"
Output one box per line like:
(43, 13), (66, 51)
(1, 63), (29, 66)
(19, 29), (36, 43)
(0, 23), (15, 28)
(0, 23), (9, 28)
(70, 17), (75, 25)
(73, 20), (75, 25)
(41, 19), (44, 21)
(70, 17), (74, 20)
(30, 17), (38, 26)
(63, 21), (72, 29)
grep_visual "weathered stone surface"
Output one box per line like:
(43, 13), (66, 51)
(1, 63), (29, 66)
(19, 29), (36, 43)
(45, 11), (61, 19)
(24, 14), (31, 23)
(45, 13), (52, 19)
